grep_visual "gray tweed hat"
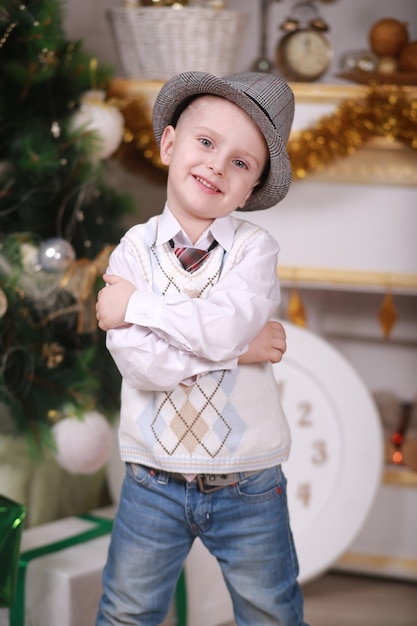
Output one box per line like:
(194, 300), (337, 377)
(152, 71), (294, 212)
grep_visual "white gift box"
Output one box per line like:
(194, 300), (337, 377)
(184, 539), (234, 626)
(7, 507), (177, 626)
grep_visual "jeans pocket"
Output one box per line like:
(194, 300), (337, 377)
(126, 462), (155, 487)
(233, 466), (286, 502)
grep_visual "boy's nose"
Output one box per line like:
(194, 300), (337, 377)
(207, 160), (225, 176)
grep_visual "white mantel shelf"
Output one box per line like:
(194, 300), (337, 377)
(278, 266), (417, 296)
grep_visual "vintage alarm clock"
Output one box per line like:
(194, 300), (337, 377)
(276, 0), (333, 82)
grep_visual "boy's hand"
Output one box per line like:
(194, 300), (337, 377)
(238, 321), (287, 365)
(96, 273), (137, 331)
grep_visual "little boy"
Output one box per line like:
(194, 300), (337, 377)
(95, 71), (308, 626)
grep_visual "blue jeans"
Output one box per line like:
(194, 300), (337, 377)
(96, 463), (308, 626)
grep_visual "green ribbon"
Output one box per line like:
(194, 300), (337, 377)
(0, 496), (26, 609)
(9, 513), (187, 626)
(10, 514), (112, 626)
(176, 568), (187, 626)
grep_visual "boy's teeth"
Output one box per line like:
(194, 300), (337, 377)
(196, 177), (217, 191)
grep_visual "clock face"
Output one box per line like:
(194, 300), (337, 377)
(277, 29), (333, 81)
(273, 322), (383, 583)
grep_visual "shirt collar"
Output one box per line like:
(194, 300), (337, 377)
(155, 204), (235, 252)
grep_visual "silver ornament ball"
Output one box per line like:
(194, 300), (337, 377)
(39, 237), (76, 272)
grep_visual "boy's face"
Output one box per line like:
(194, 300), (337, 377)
(160, 95), (268, 231)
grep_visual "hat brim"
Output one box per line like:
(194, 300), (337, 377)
(152, 71), (293, 212)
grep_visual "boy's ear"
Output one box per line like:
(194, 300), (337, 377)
(237, 180), (260, 209)
(159, 125), (176, 166)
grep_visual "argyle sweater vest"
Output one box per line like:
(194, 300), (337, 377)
(117, 215), (291, 473)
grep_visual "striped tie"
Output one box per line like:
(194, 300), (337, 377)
(170, 239), (218, 273)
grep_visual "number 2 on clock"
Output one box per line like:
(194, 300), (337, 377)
(277, 380), (313, 427)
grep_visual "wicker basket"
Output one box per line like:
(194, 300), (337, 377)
(107, 7), (249, 80)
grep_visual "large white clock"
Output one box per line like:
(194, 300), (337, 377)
(274, 321), (384, 583)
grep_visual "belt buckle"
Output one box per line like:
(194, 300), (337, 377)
(196, 475), (225, 494)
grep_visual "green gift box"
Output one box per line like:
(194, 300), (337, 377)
(0, 495), (26, 609)
(5, 507), (187, 626)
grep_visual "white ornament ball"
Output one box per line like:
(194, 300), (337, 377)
(39, 237), (76, 272)
(20, 242), (40, 272)
(52, 410), (113, 474)
(70, 90), (124, 160)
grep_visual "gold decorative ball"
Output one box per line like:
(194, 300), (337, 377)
(377, 55), (398, 73)
(369, 18), (409, 58)
(398, 41), (417, 72)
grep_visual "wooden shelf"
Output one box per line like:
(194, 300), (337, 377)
(383, 466), (417, 488)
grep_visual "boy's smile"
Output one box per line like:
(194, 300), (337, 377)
(160, 95), (268, 241)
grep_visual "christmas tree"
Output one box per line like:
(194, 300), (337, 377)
(0, 0), (133, 465)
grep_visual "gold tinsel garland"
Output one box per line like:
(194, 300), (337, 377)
(109, 85), (417, 180)
(288, 86), (417, 179)
(108, 91), (167, 183)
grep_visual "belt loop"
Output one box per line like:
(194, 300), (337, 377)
(157, 470), (169, 485)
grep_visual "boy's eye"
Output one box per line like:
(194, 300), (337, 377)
(199, 138), (212, 148)
(233, 159), (247, 170)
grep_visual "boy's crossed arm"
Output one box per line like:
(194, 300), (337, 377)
(96, 273), (135, 331)
(96, 273), (286, 365)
